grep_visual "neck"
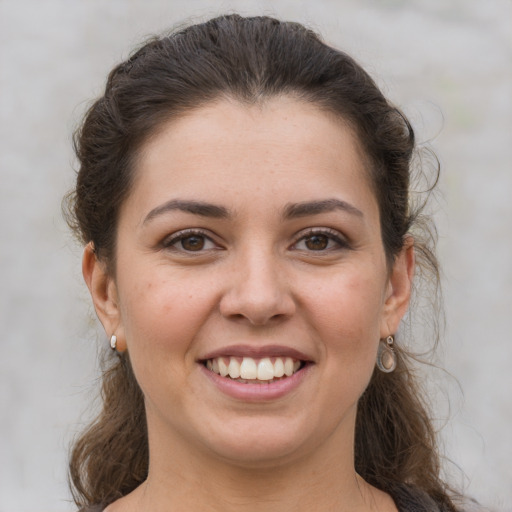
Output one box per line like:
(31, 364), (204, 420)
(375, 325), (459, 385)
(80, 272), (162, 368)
(124, 410), (386, 512)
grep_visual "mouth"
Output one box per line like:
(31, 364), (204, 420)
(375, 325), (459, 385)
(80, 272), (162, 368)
(202, 356), (307, 384)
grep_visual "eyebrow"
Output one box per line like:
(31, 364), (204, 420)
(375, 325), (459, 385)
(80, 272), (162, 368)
(143, 199), (230, 224)
(143, 197), (363, 225)
(283, 199), (363, 219)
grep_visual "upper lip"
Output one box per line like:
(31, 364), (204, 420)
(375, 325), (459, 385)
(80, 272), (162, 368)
(200, 345), (313, 362)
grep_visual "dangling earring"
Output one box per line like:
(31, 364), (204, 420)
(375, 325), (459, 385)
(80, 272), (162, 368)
(376, 335), (397, 373)
(110, 334), (117, 350)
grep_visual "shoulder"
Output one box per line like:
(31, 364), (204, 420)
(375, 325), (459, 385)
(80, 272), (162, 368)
(78, 507), (104, 512)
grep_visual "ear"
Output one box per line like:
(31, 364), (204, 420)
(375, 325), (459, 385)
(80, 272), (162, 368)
(82, 243), (127, 352)
(380, 237), (415, 338)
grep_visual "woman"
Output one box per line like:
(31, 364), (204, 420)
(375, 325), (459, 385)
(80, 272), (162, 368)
(65, 14), (467, 511)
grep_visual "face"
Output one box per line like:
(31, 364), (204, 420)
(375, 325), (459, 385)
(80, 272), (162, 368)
(85, 96), (413, 469)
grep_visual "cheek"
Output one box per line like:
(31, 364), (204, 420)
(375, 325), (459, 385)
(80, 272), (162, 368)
(302, 265), (386, 377)
(118, 269), (218, 366)
(116, 271), (220, 415)
(309, 269), (385, 338)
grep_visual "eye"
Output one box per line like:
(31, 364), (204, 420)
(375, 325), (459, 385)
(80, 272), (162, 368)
(292, 229), (349, 252)
(162, 229), (218, 252)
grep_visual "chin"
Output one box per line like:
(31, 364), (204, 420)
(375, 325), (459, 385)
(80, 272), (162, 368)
(198, 416), (323, 468)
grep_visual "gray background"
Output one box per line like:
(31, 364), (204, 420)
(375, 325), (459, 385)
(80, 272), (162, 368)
(1, 0), (511, 510)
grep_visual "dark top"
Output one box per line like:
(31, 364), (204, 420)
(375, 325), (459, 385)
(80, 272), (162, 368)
(80, 483), (455, 511)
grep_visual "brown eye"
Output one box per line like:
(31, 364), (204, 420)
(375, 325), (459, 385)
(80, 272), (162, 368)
(304, 234), (329, 251)
(180, 235), (205, 251)
(292, 229), (349, 253)
(163, 230), (218, 253)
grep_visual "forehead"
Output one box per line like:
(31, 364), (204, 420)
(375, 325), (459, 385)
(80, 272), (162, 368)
(128, 96), (377, 219)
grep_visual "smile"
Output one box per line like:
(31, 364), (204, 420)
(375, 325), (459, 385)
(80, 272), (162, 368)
(204, 356), (304, 383)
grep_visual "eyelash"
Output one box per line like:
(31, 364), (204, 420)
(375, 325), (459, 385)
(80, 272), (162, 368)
(161, 229), (219, 253)
(292, 228), (351, 252)
(161, 227), (350, 254)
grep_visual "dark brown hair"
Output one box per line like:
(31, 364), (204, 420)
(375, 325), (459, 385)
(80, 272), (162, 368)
(65, 14), (457, 510)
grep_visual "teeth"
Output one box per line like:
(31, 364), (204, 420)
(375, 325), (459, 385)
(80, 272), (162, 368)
(284, 357), (294, 377)
(205, 356), (303, 381)
(228, 358), (241, 379)
(218, 358), (229, 377)
(257, 358), (274, 380)
(274, 358), (285, 377)
(240, 357), (257, 379)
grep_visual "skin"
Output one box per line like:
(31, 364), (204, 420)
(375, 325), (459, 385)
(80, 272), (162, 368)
(83, 96), (414, 511)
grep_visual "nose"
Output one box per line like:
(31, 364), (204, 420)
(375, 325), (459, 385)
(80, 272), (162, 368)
(219, 249), (296, 326)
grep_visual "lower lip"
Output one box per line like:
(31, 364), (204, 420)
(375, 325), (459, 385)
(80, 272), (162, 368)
(200, 363), (312, 402)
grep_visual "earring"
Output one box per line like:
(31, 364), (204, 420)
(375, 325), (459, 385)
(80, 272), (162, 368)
(110, 334), (117, 350)
(376, 335), (397, 373)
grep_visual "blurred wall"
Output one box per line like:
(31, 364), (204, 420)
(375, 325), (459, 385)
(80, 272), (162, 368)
(1, 0), (511, 510)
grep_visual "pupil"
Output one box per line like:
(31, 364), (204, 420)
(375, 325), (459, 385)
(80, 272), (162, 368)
(182, 236), (204, 251)
(306, 234), (328, 250)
